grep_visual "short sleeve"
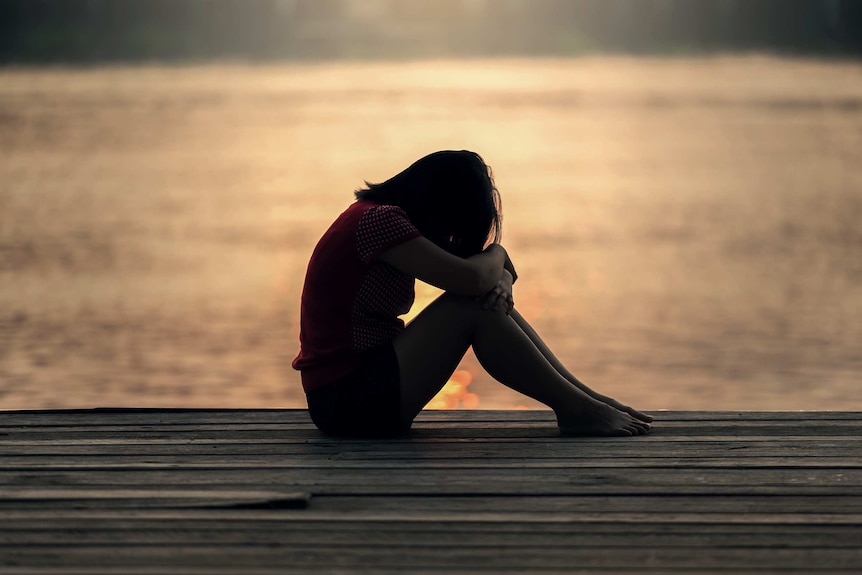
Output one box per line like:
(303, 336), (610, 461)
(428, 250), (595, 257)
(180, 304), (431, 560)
(356, 204), (422, 264)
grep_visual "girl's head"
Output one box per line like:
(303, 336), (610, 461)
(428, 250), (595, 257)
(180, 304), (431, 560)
(355, 150), (502, 258)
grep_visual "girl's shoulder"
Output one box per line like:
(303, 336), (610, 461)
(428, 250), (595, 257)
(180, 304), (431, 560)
(354, 202), (422, 265)
(347, 200), (413, 228)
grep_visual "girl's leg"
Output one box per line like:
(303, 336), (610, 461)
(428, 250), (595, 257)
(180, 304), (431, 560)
(392, 293), (650, 436)
(509, 309), (653, 423)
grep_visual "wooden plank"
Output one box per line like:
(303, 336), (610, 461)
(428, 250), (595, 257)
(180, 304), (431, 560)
(1, 412), (859, 436)
(2, 527), (861, 552)
(0, 489), (309, 509)
(2, 545), (861, 570)
(1, 506), (860, 522)
(0, 438), (862, 460)
(3, 412), (860, 439)
(4, 493), (862, 515)
(0, 468), (859, 496)
(5, 428), (862, 443)
(1, 440), (858, 459)
(307, 494), (862, 515)
(2, 514), (861, 534)
(3, 455), (862, 469)
(1, 568), (848, 575)
(2, 409), (860, 426)
(5, 496), (862, 524)
(4, 418), (861, 433)
(2, 524), (861, 548)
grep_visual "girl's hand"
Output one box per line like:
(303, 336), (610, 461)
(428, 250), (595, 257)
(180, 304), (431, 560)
(478, 269), (514, 315)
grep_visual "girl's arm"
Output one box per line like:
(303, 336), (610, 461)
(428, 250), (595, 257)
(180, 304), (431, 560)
(375, 237), (506, 297)
(478, 267), (515, 314)
(503, 251), (518, 284)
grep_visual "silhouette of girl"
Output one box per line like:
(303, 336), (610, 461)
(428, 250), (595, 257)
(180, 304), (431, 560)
(293, 150), (652, 437)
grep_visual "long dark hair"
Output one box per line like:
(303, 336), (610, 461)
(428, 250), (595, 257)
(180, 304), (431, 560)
(355, 150), (502, 258)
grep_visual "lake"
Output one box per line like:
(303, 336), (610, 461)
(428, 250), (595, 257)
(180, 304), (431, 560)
(1, 56), (861, 410)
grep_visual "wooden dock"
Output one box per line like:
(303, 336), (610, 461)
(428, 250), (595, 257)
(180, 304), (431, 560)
(1, 409), (860, 574)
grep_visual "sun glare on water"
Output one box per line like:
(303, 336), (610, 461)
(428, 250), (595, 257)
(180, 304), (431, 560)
(427, 369), (480, 410)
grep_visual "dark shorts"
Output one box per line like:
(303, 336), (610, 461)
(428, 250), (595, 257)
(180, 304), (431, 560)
(305, 344), (408, 438)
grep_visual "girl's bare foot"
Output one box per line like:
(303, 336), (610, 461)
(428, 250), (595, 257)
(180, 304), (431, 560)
(593, 394), (653, 423)
(556, 400), (651, 437)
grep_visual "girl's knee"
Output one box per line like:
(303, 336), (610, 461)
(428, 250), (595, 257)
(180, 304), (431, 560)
(439, 291), (507, 324)
(439, 292), (492, 315)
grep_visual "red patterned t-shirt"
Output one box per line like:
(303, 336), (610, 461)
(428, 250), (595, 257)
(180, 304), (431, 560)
(292, 199), (422, 392)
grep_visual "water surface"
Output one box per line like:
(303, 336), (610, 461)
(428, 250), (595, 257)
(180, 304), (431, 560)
(1, 57), (861, 410)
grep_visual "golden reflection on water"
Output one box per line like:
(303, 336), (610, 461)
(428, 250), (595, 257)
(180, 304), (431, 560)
(427, 370), (480, 410)
(1, 57), (862, 410)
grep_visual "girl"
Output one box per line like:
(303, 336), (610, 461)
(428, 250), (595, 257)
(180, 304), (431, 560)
(292, 150), (652, 438)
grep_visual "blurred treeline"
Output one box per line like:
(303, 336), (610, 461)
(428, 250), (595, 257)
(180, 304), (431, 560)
(2, 0), (861, 63)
